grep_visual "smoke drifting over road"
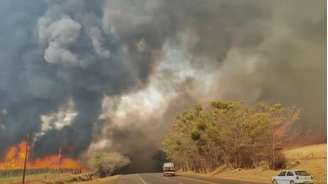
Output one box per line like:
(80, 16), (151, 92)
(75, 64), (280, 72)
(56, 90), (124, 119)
(0, 0), (325, 172)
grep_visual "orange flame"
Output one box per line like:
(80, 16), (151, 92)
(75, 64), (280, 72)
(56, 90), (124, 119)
(274, 108), (300, 142)
(0, 141), (82, 170)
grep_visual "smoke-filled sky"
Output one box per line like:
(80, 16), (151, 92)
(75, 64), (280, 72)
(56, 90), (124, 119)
(0, 0), (325, 172)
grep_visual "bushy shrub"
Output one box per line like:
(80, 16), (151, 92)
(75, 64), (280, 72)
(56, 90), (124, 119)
(86, 152), (130, 177)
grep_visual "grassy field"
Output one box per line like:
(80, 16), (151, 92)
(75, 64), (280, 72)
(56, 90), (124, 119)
(282, 144), (326, 184)
(0, 173), (64, 184)
(0, 173), (77, 184)
(0, 172), (118, 184)
(209, 144), (327, 184)
(181, 144), (327, 184)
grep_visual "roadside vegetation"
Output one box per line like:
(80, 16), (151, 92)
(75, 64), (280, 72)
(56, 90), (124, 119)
(86, 151), (130, 177)
(162, 101), (299, 172)
(0, 151), (130, 184)
(0, 172), (119, 184)
(180, 144), (326, 184)
(0, 173), (74, 184)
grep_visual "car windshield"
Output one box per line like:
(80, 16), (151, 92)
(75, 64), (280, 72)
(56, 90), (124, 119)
(163, 167), (175, 171)
(295, 171), (310, 176)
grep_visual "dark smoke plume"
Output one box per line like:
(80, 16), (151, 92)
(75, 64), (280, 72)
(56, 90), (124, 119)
(0, 0), (325, 172)
(0, 0), (161, 157)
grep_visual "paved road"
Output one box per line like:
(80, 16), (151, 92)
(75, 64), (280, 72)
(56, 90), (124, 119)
(107, 173), (268, 184)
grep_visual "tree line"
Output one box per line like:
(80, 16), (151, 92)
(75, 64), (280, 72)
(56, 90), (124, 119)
(162, 101), (299, 172)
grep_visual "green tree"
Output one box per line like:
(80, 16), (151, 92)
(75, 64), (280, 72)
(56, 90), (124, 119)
(162, 101), (299, 172)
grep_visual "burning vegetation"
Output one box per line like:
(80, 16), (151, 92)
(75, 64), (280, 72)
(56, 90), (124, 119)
(162, 101), (300, 171)
(0, 0), (324, 174)
(0, 141), (82, 171)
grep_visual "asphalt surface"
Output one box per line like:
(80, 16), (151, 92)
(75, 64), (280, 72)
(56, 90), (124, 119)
(107, 173), (268, 184)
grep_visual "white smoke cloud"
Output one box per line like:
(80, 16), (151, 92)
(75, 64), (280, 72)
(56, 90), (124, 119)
(40, 98), (77, 132)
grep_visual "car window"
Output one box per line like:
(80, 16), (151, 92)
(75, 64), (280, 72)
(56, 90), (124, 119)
(295, 171), (310, 176)
(287, 172), (294, 176)
(278, 171), (286, 176)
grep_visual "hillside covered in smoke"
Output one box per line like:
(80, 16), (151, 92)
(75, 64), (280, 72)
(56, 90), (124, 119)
(0, 0), (325, 172)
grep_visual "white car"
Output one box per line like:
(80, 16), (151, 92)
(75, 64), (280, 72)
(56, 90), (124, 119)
(162, 162), (175, 176)
(272, 170), (313, 184)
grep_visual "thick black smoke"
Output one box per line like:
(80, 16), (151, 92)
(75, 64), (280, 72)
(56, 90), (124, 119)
(0, 0), (163, 158)
(96, 0), (325, 171)
(0, 0), (325, 172)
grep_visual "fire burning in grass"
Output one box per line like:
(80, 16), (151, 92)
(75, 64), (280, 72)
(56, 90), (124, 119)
(0, 141), (82, 170)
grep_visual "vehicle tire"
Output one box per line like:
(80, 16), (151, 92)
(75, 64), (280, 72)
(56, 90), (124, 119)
(290, 180), (295, 184)
(272, 180), (278, 184)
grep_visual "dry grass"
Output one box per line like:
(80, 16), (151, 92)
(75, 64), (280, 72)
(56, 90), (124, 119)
(0, 173), (74, 184)
(215, 144), (326, 184)
(0, 172), (118, 184)
(283, 144), (326, 160)
(282, 144), (326, 184)
(180, 144), (327, 184)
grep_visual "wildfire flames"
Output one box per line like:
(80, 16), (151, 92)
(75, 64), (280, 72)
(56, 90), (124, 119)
(0, 141), (82, 170)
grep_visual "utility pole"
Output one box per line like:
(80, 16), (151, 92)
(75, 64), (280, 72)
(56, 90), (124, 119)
(57, 146), (62, 172)
(22, 135), (29, 184)
(272, 129), (276, 169)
